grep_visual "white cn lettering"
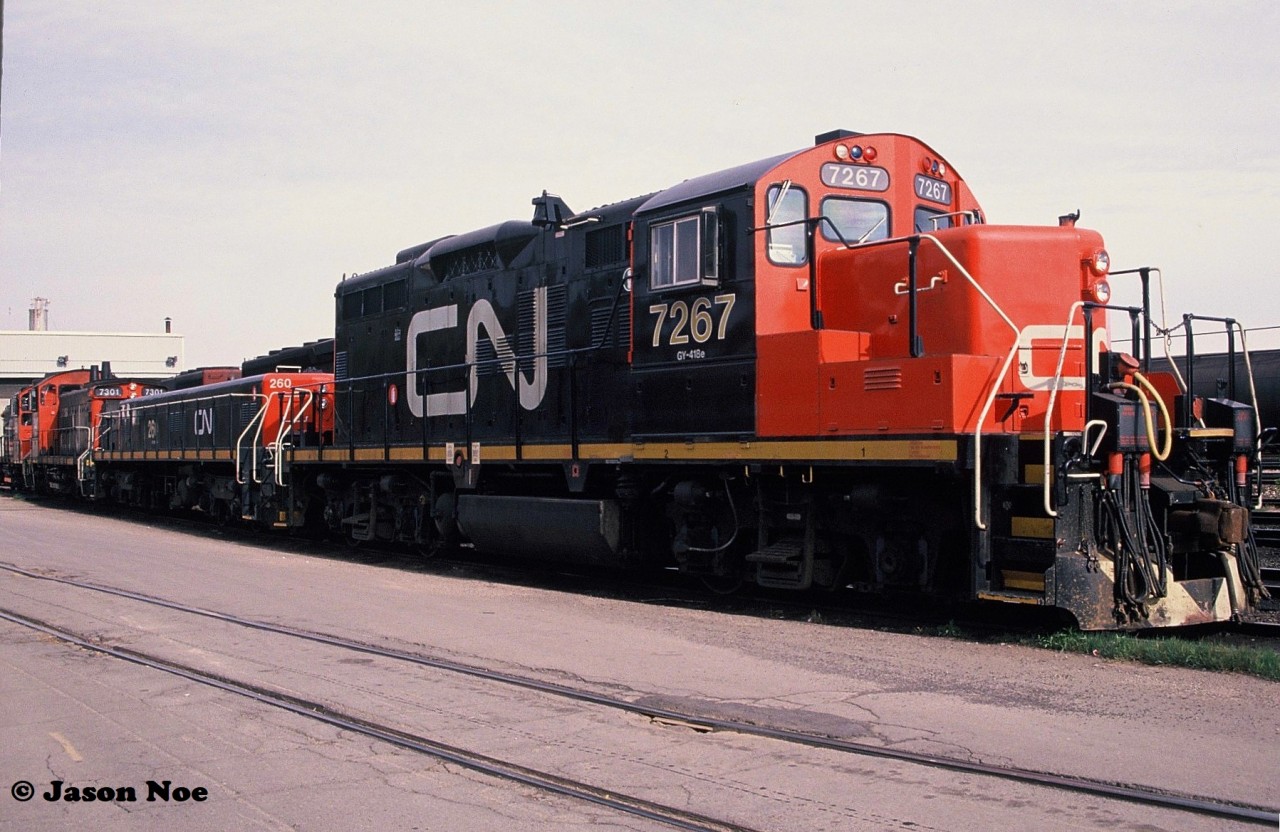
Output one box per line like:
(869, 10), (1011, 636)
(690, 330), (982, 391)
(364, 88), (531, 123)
(466, 286), (548, 411)
(1017, 324), (1108, 391)
(193, 408), (214, 436)
(406, 305), (467, 418)
(404, 287), (549, 418)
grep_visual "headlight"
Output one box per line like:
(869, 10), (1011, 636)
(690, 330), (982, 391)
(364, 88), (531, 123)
(1088, 249), (1110, 277)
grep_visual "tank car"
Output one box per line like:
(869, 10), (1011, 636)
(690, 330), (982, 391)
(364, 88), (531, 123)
(293, 129), (1266, 630)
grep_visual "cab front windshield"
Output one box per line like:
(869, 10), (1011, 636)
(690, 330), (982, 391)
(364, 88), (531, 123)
(821, 197), (888, 245)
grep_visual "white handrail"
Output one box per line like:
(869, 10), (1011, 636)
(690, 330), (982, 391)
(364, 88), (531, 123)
(248, 393), (280, 485)
(1231, 322), (1265, 510)
(71, 424), (93, 495)
(271, 389), (316, 486)
(264, 392), (296, 486)
(1042, 302), (1086, 517)
(75, 448), (92, 493)
(1081, 419), (1109, 458)
(234, 393), (271, 485)
(913, 234), (1022, 531)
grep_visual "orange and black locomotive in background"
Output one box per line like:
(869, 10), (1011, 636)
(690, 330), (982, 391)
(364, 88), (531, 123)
(3, 130), (1269, 630)
(3, 366), (333, 527)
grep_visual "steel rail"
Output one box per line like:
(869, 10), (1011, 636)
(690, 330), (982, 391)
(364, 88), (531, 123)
(0, 606), (757, 832)
(1234, 619), (1280, 638)
(2, 561), (1274, 826)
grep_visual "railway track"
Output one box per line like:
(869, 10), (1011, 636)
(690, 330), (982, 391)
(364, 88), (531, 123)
(0, 606), (755, 832)
(1235, 620), (1280, 639)
(2, 560), (1275, 827)
(1262, 566), (1280, 597)
(1253, 518), (1280, 548)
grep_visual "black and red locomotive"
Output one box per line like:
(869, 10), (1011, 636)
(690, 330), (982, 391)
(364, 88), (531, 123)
(3, 129), (1269, 630)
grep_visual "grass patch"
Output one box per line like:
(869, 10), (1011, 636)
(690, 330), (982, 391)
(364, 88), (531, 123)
(1031, 629), (1280, 681)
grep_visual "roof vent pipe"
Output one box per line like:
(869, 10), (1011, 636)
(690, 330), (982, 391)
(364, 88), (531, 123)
(29, 297), (49, 331)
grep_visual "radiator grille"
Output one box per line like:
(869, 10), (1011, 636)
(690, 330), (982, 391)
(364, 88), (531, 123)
(585, 224), (627, 269)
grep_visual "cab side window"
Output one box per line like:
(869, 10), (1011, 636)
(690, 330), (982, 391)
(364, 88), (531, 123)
(649, 208), (720, 290)
(765, 183), (807, 266)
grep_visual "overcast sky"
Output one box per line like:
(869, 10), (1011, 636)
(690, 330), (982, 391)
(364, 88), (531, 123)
(2, 1), (1277, 368)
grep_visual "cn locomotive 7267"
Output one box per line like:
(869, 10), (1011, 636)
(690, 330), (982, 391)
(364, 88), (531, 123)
(5, 129), (1269, 630)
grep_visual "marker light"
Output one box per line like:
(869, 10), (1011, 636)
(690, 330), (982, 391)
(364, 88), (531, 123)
(1088, 249), (1111, 277)
(921, 157), (933, 172)
(835, 144), (850, 160)
(937, 161), (947, 176)
(864, 146), (878, 161)
(850, 145), (864, 160)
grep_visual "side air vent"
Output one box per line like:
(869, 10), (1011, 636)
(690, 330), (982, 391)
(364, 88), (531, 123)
(590, 303), (631, 349)
(864, 367), (902, 391)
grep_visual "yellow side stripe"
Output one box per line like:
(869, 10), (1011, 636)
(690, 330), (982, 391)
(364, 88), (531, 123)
(89, 438), (960, 466)
(291, 438), (958, 464)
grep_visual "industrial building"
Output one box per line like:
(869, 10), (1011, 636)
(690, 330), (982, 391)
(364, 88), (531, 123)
(0, 298), (185, 434)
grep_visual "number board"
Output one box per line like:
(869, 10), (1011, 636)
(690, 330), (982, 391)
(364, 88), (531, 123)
(913, 174), (952, 205)
(820, 163), (890, 192)
(648, 292), (738, 363)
